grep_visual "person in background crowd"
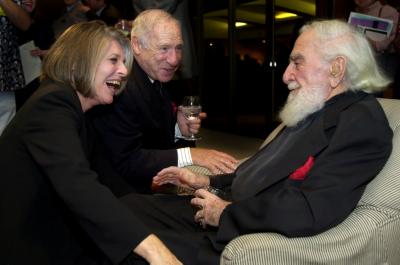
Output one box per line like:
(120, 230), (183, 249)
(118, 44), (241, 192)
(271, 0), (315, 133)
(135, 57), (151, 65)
(29, 0), (88, 59)
(0, 21), (181, 265)
(91, 9), (238, 194)
(353, 0), (399, 88)
(15, 0), (66, 110)
(85, 0), (120, 26)
(0, 0), (33, 135)
(119, 19), (393, 265)
(17, 0), (88, 110)
(52, 0), (88, 38)
(384, 0), (400, 99)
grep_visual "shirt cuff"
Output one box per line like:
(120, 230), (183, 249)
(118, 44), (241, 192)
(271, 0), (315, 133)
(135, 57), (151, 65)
(177, 147), (193, 167)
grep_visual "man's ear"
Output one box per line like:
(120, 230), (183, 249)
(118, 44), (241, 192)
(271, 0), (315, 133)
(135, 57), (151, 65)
(329, 56), (346, 88)
(131, 36), (141, 55)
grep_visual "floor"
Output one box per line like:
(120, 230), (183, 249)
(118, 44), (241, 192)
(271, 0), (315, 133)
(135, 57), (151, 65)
(196, 128), (264, 160)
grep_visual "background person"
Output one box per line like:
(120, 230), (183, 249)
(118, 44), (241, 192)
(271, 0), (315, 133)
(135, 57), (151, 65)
(0, 21), (181, 265)
(29, 0), (89, 59)
(353, 0), (399, 87)
(91, 9), (238, 194)
(52, 0), (88, 38)
(85, 0), (120, 26)
(121, 19), (393, 265)
(0, 0), (33, 135)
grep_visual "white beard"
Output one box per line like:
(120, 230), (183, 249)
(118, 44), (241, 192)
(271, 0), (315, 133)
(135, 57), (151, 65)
(279, 82), (328, 127)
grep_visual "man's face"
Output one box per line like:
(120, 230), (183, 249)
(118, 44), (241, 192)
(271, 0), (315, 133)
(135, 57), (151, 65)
(282, 29), (331, 100)
(280, 29), (332, 126)
(133, 20), (183, 82)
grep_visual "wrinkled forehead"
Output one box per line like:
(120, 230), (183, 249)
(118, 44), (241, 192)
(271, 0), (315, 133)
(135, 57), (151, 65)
(150, 20), (183, 45)
(292, 30), (316, 53)
(291, 29), (325, 62)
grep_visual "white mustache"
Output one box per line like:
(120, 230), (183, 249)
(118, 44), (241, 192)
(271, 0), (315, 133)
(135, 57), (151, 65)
(288, 82), (301, 90)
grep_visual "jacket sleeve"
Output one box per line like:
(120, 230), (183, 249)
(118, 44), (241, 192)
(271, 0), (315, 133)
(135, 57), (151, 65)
(23, 90), (151, 264)
(215, 103), (392, 247)
(91, 89), (178, 193)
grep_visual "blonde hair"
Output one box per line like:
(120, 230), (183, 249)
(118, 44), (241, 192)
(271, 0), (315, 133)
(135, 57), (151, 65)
(300, 19), (391, 93)
(42, 20), (133, 96)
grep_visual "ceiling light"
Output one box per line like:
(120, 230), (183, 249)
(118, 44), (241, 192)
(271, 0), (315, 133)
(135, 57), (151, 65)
(235, 22), (247, 27)
(275, 12), (298, 20)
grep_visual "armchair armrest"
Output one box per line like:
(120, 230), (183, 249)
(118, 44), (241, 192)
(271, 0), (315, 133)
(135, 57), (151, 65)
(221, 206), (400, 265)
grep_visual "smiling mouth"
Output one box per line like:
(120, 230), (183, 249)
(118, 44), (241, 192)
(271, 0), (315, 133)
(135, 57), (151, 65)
(106, 80), (122, 90)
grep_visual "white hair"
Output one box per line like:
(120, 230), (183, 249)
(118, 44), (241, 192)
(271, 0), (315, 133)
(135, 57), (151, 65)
(279, 83), (328, 127)
(300, 19), (391, 93)
(131, 9), (180, 48)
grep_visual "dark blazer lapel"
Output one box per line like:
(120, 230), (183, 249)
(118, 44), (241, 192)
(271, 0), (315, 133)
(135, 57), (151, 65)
(131, 61), (175, 141)
(252, 117), (329, 196)
(133, 62), (171, 117)
(132, 61), (155, 107)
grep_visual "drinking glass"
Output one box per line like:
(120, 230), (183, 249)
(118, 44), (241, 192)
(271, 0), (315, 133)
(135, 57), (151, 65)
(115, 19), (132, 38)
(181, 96), (202, 141)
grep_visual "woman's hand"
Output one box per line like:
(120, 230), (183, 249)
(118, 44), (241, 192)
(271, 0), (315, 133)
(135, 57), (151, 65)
(134, 234), (182, 265)
(153, 166), (210, 190)
(30, 48), (48, 58)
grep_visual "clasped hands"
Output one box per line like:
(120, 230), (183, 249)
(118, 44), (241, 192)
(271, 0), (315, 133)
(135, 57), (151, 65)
(153, 167), (232, 228)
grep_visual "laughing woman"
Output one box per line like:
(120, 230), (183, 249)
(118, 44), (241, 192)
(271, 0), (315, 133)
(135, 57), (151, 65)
(0, 21), (181, 265)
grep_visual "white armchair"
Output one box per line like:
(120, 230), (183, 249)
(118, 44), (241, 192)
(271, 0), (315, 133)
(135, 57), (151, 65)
(220, 98), (400, 265)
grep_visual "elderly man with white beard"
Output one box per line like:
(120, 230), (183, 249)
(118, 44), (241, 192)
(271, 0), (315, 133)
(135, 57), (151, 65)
(119, 19), (393, 265)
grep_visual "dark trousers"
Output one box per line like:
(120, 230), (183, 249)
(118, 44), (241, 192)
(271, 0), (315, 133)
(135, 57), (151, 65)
(119, 194), (221, 265)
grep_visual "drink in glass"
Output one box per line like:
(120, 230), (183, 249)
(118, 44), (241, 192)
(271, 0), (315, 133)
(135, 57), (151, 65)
(181, 96), (201, 141)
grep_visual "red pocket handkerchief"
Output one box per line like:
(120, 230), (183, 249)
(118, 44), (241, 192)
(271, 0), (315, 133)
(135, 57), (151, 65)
(171, 101), (178, 115)
(289, 156), (315, 180)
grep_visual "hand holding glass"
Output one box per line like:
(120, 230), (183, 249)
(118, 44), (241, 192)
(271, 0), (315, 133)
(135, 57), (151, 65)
(181, 96), (202, 141)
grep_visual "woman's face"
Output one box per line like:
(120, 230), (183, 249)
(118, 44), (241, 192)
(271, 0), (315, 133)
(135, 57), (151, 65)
(91, 40), (128, 106)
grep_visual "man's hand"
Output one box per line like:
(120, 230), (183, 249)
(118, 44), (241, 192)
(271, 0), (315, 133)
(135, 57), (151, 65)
(134, 234), (182, 265)
(177, 106), (207, 136)
(153, 166), (210, 190)
(191, 189), (232, 227)
(191, 148), (238, 174)
(30, 49), (48, 58)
